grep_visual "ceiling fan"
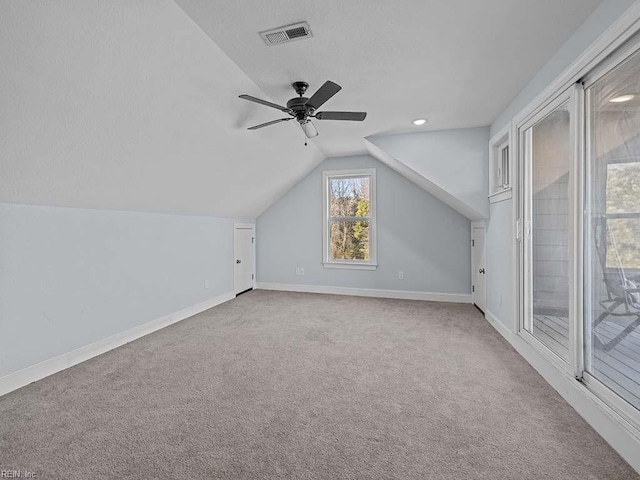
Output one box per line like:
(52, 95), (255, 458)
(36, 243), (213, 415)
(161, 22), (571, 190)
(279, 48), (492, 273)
(239, 81), (367, 140)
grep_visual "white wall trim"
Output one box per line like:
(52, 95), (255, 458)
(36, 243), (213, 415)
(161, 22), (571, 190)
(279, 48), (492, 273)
(257, 282), (471, 303)
(484, 310), (640, 474)
(322, 261), (377, 271)
(488, 188), (512, 204)
(0, 292), (235, 398)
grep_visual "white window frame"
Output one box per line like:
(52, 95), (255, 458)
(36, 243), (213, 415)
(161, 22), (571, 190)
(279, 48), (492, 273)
(488, 122), (514, 203)
(322, 168), (377, 270)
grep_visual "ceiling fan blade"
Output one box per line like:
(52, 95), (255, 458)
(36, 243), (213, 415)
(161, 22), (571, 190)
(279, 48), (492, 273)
(239, 94), (290, 113)
(247, 118), (292, 130)
(315, 111), (367, 121)
(305, 81), (342, 110)
(301, 120), (318, 138)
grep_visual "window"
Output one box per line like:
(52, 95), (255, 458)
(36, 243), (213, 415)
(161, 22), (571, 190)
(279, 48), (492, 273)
(500, 144), (510, 189)
(604, 161), (640, 270)
(489, 124), (512, 203)
(322, 169), (377, 269)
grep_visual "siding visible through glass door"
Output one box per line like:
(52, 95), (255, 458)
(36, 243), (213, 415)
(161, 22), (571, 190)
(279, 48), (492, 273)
(524, 103), (571, 361)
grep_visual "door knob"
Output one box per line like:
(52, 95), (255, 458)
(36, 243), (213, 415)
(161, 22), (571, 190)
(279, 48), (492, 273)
(236, 259), (242, 264)
(479, 268), (485, 274)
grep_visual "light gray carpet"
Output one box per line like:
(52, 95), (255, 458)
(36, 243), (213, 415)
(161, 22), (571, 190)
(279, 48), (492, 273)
(1, 290), (638, 479)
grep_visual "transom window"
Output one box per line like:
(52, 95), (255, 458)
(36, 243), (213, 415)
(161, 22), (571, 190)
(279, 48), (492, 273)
(322, 169), (377, 270)
(488, 126), (512, 203)
(499, 143), (510, 189)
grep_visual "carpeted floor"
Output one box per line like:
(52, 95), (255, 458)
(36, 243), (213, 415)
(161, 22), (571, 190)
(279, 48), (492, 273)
(1, 290), (638, 479)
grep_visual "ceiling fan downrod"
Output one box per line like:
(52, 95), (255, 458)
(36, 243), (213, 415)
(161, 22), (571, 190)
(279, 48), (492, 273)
(292, 81), (309, 97)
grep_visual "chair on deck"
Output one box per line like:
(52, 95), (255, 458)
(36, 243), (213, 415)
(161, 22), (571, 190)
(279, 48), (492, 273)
(592, 219), (640, 352)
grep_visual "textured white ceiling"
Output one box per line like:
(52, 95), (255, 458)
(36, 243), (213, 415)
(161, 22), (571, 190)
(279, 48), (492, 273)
(1, 0), (602, 218)
(176, 0), (601, 157)
(0, 0), (324, 218)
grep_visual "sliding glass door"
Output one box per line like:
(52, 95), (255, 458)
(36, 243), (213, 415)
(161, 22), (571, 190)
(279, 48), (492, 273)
(520, 90), (577, 363)
(584, 47), (640, 410)
(516, 29), (640, 433)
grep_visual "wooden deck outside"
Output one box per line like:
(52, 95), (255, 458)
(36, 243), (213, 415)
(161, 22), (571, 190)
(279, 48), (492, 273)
(533, 314), (640, 410)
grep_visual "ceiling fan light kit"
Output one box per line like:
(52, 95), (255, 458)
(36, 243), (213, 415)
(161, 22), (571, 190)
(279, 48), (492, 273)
(239, 80), (367, 144)
(301, 120), (318, 139)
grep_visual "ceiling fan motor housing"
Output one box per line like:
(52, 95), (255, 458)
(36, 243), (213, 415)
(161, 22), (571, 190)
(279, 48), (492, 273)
(286, 96), (314, 122)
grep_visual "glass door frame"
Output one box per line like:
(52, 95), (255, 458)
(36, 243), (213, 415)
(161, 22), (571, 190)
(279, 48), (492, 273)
(578, 34), (640, 432)
(516, 83), (584, 377)
(515, 32), (640, 433)
(509, 10), (640, 458)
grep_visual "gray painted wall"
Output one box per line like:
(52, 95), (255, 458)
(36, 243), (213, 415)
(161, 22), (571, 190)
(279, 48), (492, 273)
(0, 203), (234, 376)
(257, 155), (471, 294)
(485, 200), (514, 324)
(486, 0), (636, 328)
(491, 0), (635, 137)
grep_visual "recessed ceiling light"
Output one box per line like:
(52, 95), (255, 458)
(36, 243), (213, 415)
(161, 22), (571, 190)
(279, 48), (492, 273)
(610, 94), (635, 103)
(412, 118), (427, 126)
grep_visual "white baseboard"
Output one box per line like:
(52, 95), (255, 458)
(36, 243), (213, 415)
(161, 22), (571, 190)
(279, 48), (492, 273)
(484, 310), (640, 474)
(484, 310), (515, 342)
(257, 282), (471, 304)
(0, 292), (235, 398)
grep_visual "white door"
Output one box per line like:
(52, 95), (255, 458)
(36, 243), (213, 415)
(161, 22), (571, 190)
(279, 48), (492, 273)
(519, 89), (576, 362)
(234, 226), (254, 295)
(472, 225), (486, 313)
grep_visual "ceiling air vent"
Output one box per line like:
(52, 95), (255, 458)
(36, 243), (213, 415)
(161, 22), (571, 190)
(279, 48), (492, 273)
(260, 22), (312, 46)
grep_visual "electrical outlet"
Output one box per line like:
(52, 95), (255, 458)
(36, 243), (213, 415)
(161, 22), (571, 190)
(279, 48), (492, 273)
(295, 267), (304, 276)
(204, 279), (210, 289)
(398, 271), (404, 280)
(299, 267), (304, 276)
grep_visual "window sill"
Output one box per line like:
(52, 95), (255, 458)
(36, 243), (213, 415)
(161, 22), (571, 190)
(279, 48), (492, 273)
(323, 262), (378, 271)
(488, 188), (512, 204)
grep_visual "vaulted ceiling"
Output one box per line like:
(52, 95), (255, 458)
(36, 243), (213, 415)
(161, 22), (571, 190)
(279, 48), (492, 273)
(0, 0), (601, 218)
(176, 0), (601, 157)
(0, 0), (324, 219)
